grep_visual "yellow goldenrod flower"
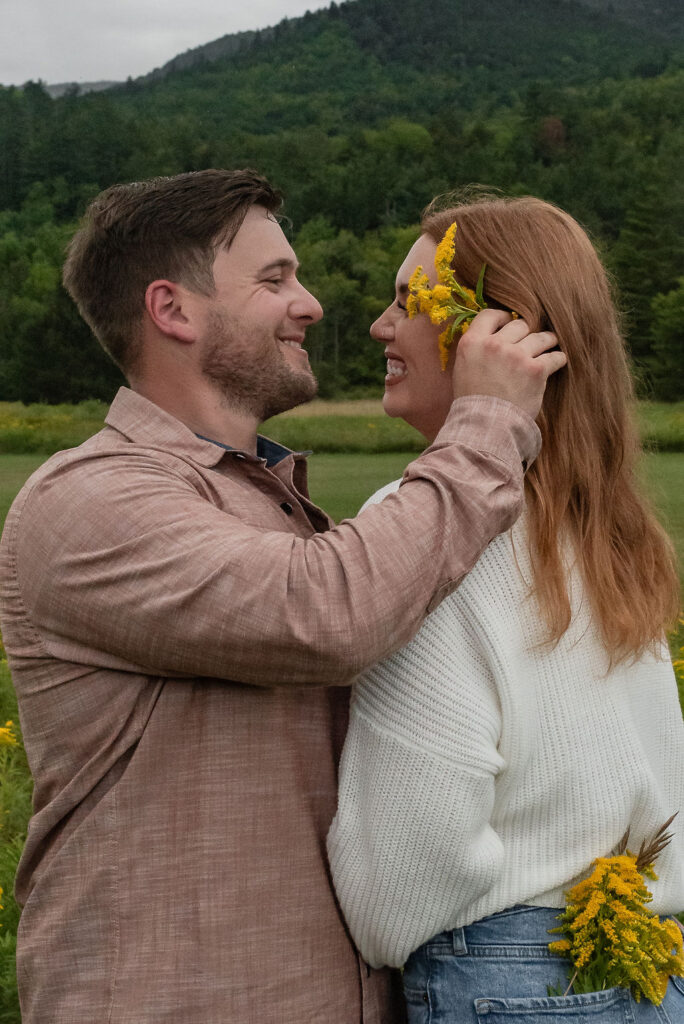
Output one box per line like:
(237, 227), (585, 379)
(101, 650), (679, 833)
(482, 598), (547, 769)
(549, 939), (572, 953)
(549, 823), (684, 1005)
(434, 222), (458, 277)
(0, 720), (17, 747)
(428, 305), (451, 325)
(407, 222), (494, 371)
(408, 266), (429, 294)
(576, 941), (595, 969)
(431, 285), (453, 303)
(438, 328), (452, 371)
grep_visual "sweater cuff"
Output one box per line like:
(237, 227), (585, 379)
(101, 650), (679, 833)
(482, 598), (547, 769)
(432, 396), (541, 472)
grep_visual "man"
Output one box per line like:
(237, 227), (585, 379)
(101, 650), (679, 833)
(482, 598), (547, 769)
(0, 169), (565, 1023)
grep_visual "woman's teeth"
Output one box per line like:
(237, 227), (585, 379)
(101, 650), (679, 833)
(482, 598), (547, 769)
(386, 358), (407, 378)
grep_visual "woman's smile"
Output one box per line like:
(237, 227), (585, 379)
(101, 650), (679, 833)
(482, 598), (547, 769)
(385, 352), (408, 384)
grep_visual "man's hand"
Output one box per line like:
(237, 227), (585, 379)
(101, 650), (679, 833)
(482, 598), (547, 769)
(452, 309), (567, 420)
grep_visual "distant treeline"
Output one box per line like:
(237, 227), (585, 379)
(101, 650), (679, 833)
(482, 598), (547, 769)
(0, 0), (682, 402)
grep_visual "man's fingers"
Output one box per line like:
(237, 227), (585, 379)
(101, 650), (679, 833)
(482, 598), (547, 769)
(516, 330), (560, 357)
(536, 349), (568, 377)
(491, 316), (532, 344)
(453, 306), (567, 416)
(465, 308), (514, 336)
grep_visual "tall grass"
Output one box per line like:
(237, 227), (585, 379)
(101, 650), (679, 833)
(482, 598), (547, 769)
(0, 638), (29, 1024)
(1, 400), (683, 456)
(0, 400), (107, 454)
(638, 402), (684, 454)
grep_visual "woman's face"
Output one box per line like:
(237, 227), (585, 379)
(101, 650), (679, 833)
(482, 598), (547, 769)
(371, 234), (456, 442)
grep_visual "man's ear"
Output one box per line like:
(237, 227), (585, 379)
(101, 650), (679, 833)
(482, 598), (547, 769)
(144, 280), (199, 344)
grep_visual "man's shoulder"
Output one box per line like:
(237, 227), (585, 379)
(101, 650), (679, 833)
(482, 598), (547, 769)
(2, 427), (209, 554)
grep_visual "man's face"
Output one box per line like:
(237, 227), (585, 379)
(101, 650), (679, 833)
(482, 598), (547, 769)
(198, 206), (323, 422)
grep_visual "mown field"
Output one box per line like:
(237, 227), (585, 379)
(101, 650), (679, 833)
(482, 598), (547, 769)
(0, 403), (682, 1021)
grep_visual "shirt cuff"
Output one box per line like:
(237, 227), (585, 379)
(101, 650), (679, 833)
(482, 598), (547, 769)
(431, 395), (541, 472)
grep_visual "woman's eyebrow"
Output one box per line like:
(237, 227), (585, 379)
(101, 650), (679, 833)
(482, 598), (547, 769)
(396, 281), (409, 296)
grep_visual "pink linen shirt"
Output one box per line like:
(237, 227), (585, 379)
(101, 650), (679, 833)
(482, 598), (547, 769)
(0, 386), (540, 1023)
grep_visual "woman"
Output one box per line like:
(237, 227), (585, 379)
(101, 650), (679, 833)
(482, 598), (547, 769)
(327, 193), (684, 1022)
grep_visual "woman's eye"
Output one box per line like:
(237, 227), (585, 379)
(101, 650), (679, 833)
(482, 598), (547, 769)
(396, 299), (407, 312)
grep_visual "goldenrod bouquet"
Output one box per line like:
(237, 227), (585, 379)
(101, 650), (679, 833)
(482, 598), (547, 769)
(549, 816), (684, 1005)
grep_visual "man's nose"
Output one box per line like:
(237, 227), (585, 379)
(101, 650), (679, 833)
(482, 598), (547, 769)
(292, 284), (324, 324)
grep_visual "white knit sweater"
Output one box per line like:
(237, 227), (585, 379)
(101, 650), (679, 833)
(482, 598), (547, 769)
(327, 480), (684, 969)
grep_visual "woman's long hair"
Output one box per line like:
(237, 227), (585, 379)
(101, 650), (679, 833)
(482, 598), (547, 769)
(422, 192), (680, 663)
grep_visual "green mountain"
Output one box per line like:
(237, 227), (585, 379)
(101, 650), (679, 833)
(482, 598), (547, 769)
(126, 0), (684, 89)
(0, 0), (682, 401)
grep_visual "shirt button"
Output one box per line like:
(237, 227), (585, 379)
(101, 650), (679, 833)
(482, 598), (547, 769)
(280, 502), (293, 515)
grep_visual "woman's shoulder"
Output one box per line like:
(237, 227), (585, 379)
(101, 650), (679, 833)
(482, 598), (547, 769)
(359, 479), (402, 512)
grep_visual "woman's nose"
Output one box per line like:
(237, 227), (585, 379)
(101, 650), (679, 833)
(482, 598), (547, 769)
(370, 309), (394, 343)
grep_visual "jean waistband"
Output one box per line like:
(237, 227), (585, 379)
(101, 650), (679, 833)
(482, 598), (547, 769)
(431, 905), (564, 955)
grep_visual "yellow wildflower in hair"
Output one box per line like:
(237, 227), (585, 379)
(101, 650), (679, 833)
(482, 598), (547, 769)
(407, 221), (492, 371)
(434, 221), (458, 277)
(549, 817), (684, 1004)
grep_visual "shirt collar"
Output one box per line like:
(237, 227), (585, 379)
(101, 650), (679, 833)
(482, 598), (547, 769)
(196, 431), (296, 468)
(105, 387), (304, 468)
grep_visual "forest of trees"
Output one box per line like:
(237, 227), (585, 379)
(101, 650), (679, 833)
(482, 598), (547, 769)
(0, 0), (682, 402)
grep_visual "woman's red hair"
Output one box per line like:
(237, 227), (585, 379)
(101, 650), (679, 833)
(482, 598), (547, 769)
(422, 192), (680, 663)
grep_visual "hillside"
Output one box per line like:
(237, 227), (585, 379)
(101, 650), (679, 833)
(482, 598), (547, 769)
(0, 0), (682, 402)
(120, 0), (684, 87)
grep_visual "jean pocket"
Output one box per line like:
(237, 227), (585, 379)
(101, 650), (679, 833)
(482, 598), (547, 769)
(670, 974), (684, 996)
(474, 986), (630, 1020)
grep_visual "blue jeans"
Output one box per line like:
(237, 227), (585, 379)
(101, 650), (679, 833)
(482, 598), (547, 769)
(402, 905), (684, 1023)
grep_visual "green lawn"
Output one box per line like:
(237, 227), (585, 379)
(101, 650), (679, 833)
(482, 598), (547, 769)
(640, 453), (684, 577)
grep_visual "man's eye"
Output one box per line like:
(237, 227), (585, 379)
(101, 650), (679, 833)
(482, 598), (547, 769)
(396, 299), (407, 311)
(265, 278), (283, 286)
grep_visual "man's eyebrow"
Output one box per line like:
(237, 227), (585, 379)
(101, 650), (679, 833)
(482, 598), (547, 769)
(258, 258), (298, 274)
(396, 281), (409, 296)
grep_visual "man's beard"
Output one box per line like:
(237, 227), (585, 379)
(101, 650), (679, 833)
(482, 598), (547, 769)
(200, 309), (318, 422)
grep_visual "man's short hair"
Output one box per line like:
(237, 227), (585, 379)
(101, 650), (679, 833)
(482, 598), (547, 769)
(63, 169), (282, 373)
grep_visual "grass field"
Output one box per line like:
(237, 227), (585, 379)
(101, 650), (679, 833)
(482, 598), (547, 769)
(2, 399), (683, 455)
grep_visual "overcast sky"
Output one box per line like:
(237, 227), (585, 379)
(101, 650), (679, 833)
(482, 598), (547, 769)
(1, 0), (334, 86)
